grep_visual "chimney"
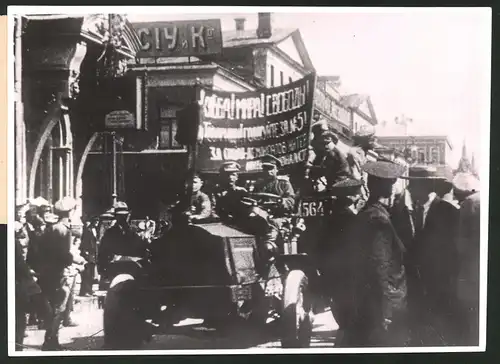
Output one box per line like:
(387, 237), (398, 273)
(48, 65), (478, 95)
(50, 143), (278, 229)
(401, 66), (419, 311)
(235, 17), (246, 31)
(257, 12), (272, 39)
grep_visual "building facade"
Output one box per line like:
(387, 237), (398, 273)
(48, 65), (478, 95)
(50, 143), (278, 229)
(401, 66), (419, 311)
(14, 14), (142, 225)
(377, 135), (453, 166)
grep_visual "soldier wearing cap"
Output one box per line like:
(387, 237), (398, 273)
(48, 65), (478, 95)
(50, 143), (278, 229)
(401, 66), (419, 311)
(37, 196), (79, 350)
(304, 128), (352, 191)
(213, 161), (248, 222)
(178, 174), (213, 223)
(341, 161), (409, 347)
(253, 155), (296, 257)
(319, 178), (363, 344)
(97, 201), (150, 279)
(347, 129), (377, 201)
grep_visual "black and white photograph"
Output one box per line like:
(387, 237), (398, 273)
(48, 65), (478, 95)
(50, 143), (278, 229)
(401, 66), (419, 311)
(8, 6), (490, 355)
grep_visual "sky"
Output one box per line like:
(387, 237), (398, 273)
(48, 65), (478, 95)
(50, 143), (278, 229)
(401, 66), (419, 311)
(128, 9), (491, 168)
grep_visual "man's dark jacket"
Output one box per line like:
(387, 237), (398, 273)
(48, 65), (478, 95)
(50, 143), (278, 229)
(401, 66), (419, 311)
(346, 201), (408, 340)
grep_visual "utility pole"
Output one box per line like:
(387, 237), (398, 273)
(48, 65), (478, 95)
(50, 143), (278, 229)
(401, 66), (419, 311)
(111, 132), (117, 206)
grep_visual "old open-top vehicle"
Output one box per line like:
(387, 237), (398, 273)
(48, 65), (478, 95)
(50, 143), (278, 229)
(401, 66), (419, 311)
(101, 191), (320, 349)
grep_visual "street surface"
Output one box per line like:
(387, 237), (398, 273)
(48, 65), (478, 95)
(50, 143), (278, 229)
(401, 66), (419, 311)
(20, 295), (339, 351)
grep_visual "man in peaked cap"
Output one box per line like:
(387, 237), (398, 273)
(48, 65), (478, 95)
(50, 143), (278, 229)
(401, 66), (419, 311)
(340, 161), (409, 347)
(213, 161), (248, 222)
(305, 128), (353, 191)
(36, 196), (79, 350)
(97, 201), (150, 282)
(253, 154), (296, 260)
(319, 178), (363, 345)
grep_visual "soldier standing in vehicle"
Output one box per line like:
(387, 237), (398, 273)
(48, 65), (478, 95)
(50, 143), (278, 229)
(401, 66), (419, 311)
(304, 128), (352, 191)
(97, 202), (150, 278)
(212, 161), (248, 222)
(253, 155), (296, 259)
(347, 129), (377, 204)
(37, 196), (79, 351)
(342, 161), (409, 347)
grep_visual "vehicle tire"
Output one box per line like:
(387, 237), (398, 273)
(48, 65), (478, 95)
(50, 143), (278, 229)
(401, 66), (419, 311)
(103, 274), (147, 350)
(281, 270), (313, 348)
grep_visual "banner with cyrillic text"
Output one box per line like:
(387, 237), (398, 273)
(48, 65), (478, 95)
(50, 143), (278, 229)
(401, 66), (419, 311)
(196, 72), (316, 172)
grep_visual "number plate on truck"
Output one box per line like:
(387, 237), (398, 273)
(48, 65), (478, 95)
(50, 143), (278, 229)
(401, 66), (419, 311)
(299, 197), (335, 218)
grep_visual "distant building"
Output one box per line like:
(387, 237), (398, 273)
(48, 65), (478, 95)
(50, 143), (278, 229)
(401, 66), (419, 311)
(377, 135), (453, 166)
(456, 140), (478, 177)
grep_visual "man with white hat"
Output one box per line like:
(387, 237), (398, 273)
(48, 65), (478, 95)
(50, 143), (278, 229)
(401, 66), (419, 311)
(37, 196), (78, 351)
(341, 161), (409, 347)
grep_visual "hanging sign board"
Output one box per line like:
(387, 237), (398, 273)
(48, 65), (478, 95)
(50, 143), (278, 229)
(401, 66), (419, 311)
(131, 19), (223, 58)
(105, 110), (137, 129)
(194, 73), (317, 172)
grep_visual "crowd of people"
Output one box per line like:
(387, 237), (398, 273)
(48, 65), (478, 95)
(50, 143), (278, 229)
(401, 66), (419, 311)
(14, 117), (481, 350)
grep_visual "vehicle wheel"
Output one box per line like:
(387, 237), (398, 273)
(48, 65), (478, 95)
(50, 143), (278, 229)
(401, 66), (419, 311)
(103, 274), (148, 350)
(281, 270), (313, 348)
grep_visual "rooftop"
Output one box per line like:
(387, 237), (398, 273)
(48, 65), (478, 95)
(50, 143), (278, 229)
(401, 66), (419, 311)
(222, 28), (297, 48)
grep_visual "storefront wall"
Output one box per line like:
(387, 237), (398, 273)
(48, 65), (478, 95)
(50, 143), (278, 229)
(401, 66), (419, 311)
(81, 66), (256, 219)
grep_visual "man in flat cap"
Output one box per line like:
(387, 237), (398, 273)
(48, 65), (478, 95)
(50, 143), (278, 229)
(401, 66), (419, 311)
(341, 161), (409, 347)
(213, 161), (248, 222)
(37, 196), (79, 350)
(304, 128), (352, 192)
(391, 164), (460, 345)
(97, 201), (150, 280)
(253, 155), (296, 259)
(408, 165), (462, 345)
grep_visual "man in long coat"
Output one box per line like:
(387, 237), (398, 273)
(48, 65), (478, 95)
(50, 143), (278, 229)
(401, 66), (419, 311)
(342, 161), (409, 347)
(411, 166), (461, 345)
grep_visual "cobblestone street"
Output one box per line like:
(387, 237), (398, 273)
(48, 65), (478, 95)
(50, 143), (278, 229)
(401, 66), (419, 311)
(19, 294), (339, 351)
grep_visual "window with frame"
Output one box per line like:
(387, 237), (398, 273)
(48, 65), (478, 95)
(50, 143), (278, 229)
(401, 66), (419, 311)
(289, 76), (293, 84)
(270, 65), (275, 87)
(159, 107), (183, 149)
(280, 71), (284, 86)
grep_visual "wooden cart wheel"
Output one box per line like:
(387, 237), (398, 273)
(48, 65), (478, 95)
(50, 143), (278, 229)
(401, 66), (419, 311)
(281, 270), (313, 348)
